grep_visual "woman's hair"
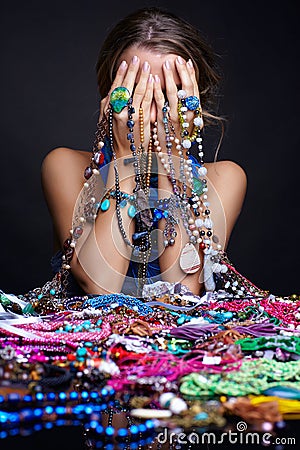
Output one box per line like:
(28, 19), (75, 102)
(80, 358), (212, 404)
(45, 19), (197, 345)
(95, 6), (226, 159)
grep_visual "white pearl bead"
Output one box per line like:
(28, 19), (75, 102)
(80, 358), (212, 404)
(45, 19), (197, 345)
(182, 140), (191, 149)
(70, 242), (76, 248)
(198, 167), (207, 176)
(169, 397), (188, 414)
(79, 217), (85, 223)
(84, 182), (89, 188)
(159, 392), (176, 408)
(194, 117), (203, 127)
(164, 164), (169, 170)
(177, 89), (186, 99)
(157, 146), (161, 151)
(197, 238), (202, 243)
(160, 158), (165, 164)
(193, 230), (199, 236)
(188, 218), (195, 224)
(195, 218), (203, 228)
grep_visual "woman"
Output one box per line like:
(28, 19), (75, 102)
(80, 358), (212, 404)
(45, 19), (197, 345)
(41, 7), (247, 298)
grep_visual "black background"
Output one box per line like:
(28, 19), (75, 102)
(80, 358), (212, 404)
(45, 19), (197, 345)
(0, 0), (299, 297)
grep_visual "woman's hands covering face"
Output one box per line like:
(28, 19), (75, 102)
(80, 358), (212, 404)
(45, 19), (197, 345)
(99, 55), (200, 157)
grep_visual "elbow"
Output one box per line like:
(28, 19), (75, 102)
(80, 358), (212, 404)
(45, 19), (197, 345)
(70, 257), (106, 295)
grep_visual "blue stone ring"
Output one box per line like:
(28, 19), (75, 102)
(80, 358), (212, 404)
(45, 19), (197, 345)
(110, 86), (131, 113)
(185, 95), (200, 111)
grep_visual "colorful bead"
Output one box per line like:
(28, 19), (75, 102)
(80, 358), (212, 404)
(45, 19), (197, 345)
(109, 86), (130, 113)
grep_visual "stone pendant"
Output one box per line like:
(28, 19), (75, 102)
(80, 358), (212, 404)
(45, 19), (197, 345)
(179, 243), (201, 274)
(203, 253), (216, 292)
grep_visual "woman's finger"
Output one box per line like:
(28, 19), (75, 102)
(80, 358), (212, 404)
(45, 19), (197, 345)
(141, 73), (154, 118)
(100, 60), (128, 118)
(186, 59), (200, 98)
(153, 74), (165, 121)
(175, 56), (194, 95)
(121, 55), (141, 94)
(162, 59), (178, 121)
(110, 60), (128, 92)
(132, 61), (151, 111)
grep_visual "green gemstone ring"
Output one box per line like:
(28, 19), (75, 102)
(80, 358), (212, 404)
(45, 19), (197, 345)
(110, 86), (131, 113)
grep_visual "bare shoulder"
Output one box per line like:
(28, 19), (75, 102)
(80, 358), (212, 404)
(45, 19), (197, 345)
(204, 160), (248, 249)
(41, 146), (91, 173)
(41, 147), (92, 249)
(205, 160), (247, 188)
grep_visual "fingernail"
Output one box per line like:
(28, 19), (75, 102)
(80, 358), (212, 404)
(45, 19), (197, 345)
(148, 74), (153, 83)
(177, 56), (185, 64)
(187, 59), (193, 68)
(154, 75), (160, 83)
(132, 55), (139, 65)
(120, 60), (127, 69)
(164, 60), (171, 70)
(143, 61), (150, 72)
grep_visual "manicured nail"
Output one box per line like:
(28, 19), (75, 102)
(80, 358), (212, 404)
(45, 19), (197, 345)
(143, 61), (150, 72)
(120, 60), (127, 69)
(132, 55), (139, 65)
(164, 60), (171, 70)
(187, 59), (193, 68)
(177, 56), (185, 64)
(154, 75), (160, 83)
(148, 74), (153, 83)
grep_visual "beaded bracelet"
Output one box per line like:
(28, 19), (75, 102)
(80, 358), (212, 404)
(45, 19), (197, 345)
(0, 386), (115, 408)
(235, 335), (300, 355)
(82, 294), (153, 315)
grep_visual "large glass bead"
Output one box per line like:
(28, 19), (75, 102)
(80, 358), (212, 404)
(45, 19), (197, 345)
(84, 166), (93, 179)
(185, 95), (200, 111)
(128, 205), (136, 218)
(100, 199), (110, 211)
(110, 86), (130, 113)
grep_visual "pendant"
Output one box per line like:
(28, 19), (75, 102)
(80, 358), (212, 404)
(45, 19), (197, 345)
(179, 243), (201, 274)
(203, 253), (216, 292)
